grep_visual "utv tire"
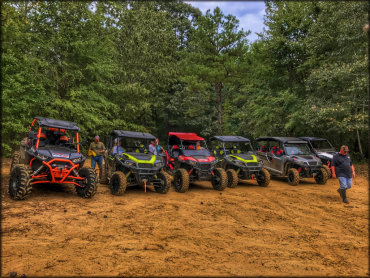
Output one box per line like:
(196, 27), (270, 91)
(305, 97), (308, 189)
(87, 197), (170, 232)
(110, 171), (127, 195)
(212, 168), (227, 191)
(287, 168), (300, 186)
(154, 172), (171, 194)
(9, 164), (32, 200)
(99, 164), (109, 185)
(76, 167), (97, 198)
(10, 151), (21, 173)
(174, 168), (189, 193)
(322, 165), (332, 178)
(315, 167), (328, 185)
(257, 168), (270, 187)
(226, 169), (238, 188)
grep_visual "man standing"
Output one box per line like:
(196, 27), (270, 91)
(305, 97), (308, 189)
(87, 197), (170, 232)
(155, 138), (164, 155)
(149, 140), (157, 155)
(112, 138), (124, 155)
(89, 135), (106, 176)
(332, 145), (355, 204)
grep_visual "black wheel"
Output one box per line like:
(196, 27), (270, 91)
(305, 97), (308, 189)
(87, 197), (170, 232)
(154, 172), (171, 194)
(226, 169), (238, 188)
(75, 167), (97, 198)
(100, 164), (109, 185)
(212, 168), (227, 191)
(257, 168), (270, 187)
(315, 167), (328, 185)
(9, 164), (32, 200)
(174, 168), (189, 193)
(110, 171), (127, 195)
(287, 168), (300, 186)
(322, 165), (332, 178)
(10, 151), (20, 173)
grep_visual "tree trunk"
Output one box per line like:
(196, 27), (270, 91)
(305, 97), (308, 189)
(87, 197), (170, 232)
(216, 83), (223, 135)
(356, 129), (363, 155)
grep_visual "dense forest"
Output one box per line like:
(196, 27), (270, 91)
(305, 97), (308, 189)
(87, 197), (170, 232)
(2, 1), (369, 160)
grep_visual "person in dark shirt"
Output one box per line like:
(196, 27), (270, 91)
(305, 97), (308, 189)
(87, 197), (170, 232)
(331, 145), (356, 204)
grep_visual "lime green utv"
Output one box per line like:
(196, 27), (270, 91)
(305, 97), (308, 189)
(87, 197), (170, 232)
(209, 136), (270, 188)
(100, 130), (171, 195)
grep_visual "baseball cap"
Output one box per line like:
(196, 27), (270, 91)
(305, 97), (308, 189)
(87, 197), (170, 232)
(340, 145), (349, 152)
(95, 135), (100, 140)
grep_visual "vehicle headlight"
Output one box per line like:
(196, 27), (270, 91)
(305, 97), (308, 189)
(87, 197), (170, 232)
(36, 153), (49, 160)
(188, 160), (196, 166)
(72, 158), (82, 164)
(125, 161), (135, 167)
(154, 162), (163, 167)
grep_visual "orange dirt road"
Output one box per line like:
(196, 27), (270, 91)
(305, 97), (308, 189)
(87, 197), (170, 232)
(1, 159), (368, 276)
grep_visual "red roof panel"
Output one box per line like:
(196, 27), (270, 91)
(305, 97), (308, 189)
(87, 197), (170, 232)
(168, 132), (204, 141)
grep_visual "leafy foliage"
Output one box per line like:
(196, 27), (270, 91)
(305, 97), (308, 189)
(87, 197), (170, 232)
(1, 1), (368, 160)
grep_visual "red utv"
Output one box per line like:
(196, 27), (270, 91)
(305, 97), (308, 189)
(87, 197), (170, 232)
(164, 132), (227, 193)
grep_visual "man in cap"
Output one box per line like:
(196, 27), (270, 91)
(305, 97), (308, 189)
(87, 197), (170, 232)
(89, 135), (106, 176)
(331, 145), (355, 204)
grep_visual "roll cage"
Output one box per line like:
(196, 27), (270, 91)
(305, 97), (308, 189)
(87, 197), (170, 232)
(107, 130), (156, 155)
(29, 117), (81, 153)
(167, 132), (209, 155)
(210, 136), (253, 156)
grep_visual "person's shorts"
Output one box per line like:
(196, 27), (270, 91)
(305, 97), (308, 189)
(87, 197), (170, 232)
(338, 177), (352, 189)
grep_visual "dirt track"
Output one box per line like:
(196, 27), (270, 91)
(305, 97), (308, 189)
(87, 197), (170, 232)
(1, 158), (369, 277)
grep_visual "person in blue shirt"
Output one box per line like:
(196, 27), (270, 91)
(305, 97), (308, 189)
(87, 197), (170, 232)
(155, 138), (164, 155)
(149, 140), (157, 155)
(332, 145), (356, 204)
(112, 138), (124, 155)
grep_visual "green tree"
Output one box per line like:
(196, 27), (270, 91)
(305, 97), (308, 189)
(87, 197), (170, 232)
(183, 7), (250, 135)
(302, 1), (368, 155)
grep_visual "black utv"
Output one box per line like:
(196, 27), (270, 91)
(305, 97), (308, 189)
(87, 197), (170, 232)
(209, 136), (270, 187)
(9, 116), (97, 200)
(255, 137), (328, 186)
(100, 130), (171, 195)
(299, 137), (336, 177)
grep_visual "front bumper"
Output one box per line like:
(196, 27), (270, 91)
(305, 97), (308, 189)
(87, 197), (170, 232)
(124, 163), (163, 184)
(298, 165), (322, 177)
(31, 158), (84, 187)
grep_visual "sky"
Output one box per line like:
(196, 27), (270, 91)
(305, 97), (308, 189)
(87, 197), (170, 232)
(185, 1), (266, 42)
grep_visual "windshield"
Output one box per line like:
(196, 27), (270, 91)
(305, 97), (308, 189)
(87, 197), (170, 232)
(284, 143), (311, 155)
(37, 128), (78, 150)
(114, 137), (152, 153)
(180, 140), (208, 150)
(311, 140), (334, 151)
(223, 141), (253, 154)
(182, 149), (211, 157)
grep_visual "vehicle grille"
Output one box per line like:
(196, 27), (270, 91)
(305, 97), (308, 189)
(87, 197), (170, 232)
(198, 163), (211, 171)
(308, 161), (317, 166)
(247, 162), (258, 166)
(138, 163), (153, 169)
(51, 162), (71, 170)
